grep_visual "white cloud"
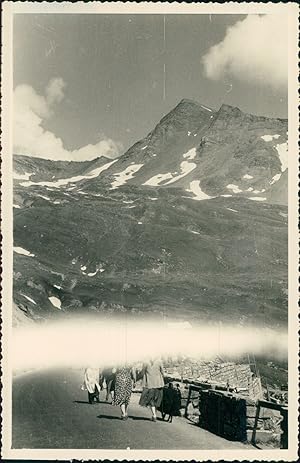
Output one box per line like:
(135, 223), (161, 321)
(202, 15), (288, 90)
(13, 78), (122, 161)
(45, 77), (66, 105)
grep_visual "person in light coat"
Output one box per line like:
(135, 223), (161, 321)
(83, 367), (101, 404)
(139, 357), (165, 421)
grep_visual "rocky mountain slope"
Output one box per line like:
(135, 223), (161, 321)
(12, 99), (288, 328)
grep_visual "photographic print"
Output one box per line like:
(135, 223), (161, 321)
(1, 2), (298, 461)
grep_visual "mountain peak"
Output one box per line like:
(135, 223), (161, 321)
(178, 98), (201, 106)
(177, 98), (213, 111)
(219, 103), (243, 115)
(158, 98), (214, 129)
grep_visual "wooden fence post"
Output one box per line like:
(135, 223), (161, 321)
(281, 407), (288, 449)
(185, 385), (192, 418)
(251, 401), (261, 445)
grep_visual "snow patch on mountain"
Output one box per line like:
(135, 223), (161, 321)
(164, 161), (197, 185)
(226, 208), (238, 213)
(21, 294), (36, 304)
(143, 147), (198, 186)
(270, 173), (281, 185)
(279, 211), (288, 218)
(247, 187), (254, 192)
(200, 105), (212, 112)
(87, 270), (100, 277)
(243, 174), (253, 179)
(261, 134), (280, 142)
(183, 148), (197, 160)
(226, 184), (243, 194)
(275, 143), (288, 172)
(186, 180), (212, 201)
(14, 171), (34, 181)
(248, 197), (266, 202)
(49, 296), (61, 309)
(14, 246), (35, 257)
(110, 164), (144, 190)
(13, 204), (21, 209)
(143, 173), (172, 186)
(221, 194), (232, 198)
(141, 145), (148, 150)
(20, 159), (118, 188)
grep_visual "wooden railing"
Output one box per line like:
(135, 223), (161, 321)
(251, 399), (288, 449)
(184, 384), (288, 448)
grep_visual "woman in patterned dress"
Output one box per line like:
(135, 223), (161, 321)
(113, 365), (136, 420)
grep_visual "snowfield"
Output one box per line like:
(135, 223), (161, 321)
(270, 173), (281, 185)
(49, 296), (61, 309)
(144, 148), (198, 186)
(200, 104), (212, 112)
(13, 171), (34, 181)
(87, 270), (99, 277)
(261, 134), (280, 142)
(226, 208), (238, 213)
(248, 197), (266, 202)
(164, 161), (197, 185)
(183, 148), (197, 160)
(14, 246), (35, 257)
(275, 143), (288, 172)
(143, 172), (173, 186)
(243, 174), (253, 179)
(186, 180), (212, 201)
(21, 294), (36, 305)
(20, 159), (118, 188)
(110, 164), (144, 189)
(226, 184), (242, 194)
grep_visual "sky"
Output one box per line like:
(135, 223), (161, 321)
(13, 13), (288, 161)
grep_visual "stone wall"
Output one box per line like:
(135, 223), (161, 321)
(164, 359), (262, 399)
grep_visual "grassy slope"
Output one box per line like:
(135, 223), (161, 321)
(13, 185), (287, 328)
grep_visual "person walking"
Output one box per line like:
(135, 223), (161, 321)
(113, 365), (136, 420)
(158, 382), (180, 422)
(83, 367), (101, 404)
(139, 357), (165, 421)
(102, 367), (116, 403)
